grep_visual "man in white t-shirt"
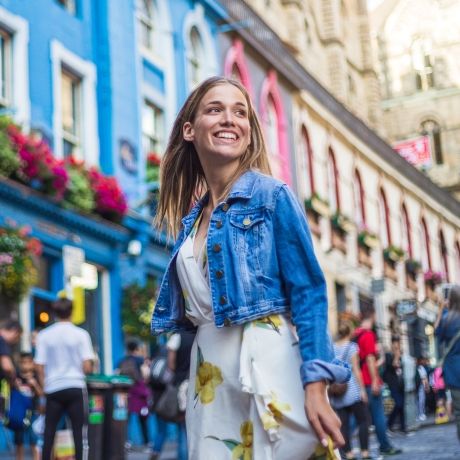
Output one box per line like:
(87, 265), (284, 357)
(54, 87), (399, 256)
(35, 298), (94, 460)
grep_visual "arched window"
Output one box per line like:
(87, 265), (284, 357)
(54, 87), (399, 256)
(401, 203), (412, 258)
(439, 230), (449, 281)
(300, 126), (315, 197)
(412, 38), (435, 91)
(224, 39), (252, 94)
(327, 149), (340, 214)
(187, 26), (204, 89)
(260, 71), (290, 184)
(353, 169), (366, 228)
(137, 0), (155, 51)
(420, 218), (431, 271)
(420, 119), (442, 165)
(378, 188), (391, 248)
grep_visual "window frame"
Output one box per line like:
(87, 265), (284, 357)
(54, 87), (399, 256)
(301, 126), (315, 197)
(401, 203), (413, 258)
(61, 67), (82, 158)
(137, 0), (155, 53)
(353, 169), (366, 228)
(327, 148), (340, 214)
(378, 188), (391, 248)
(0, 29), (12, 108)
(420, 217), (431, 271)
(142, 99), (164, 156)
(439, 229), (449, 281)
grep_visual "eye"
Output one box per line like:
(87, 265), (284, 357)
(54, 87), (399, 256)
(207, 107), (221, 113)
(235, 109), (247, 117)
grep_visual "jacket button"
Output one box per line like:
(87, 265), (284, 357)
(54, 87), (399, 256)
(243, 217), (251, 227)
(216, 269), (224, 279)
(213, 243), (221, 253)
(224, 318), (231, 326)
(216, 221), (223, 229)
(219, 295), (227, 305)
(222, 203), (229, 212)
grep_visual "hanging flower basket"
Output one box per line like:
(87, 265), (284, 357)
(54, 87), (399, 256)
(423, 270), (444, 287)
(405, 259), (421, 275)
(62, 156), (95, 213)
(305, 193), (330, 217)
(0, 226), (42, 301)
(383, 245), (405, 263)
(0, 117), (20, 177)
(357, 229), (379, 249)
(331, 212), (354, 234)
(146, 152), (161, 183)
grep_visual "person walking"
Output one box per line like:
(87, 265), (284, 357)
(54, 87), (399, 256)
(151, 76), (350, 459)
(330, 321), (371, 460)
(354, 309), (402, 456)
(34, 298), (94, 460)
(415, 357), (429, 421)
(435, 285), (460, 441)
(0, 319), (22, 386)
(382, 338), (407, 433)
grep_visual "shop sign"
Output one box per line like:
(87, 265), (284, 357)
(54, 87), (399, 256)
(393, 136), (431, 168)
(417, 306), (437, 323)
(371, 278), (385, 294)
(63, 245), (85, 279)
(396, 300), (417, 317)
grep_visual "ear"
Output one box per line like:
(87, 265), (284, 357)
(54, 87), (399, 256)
(183, 122), (194, 142)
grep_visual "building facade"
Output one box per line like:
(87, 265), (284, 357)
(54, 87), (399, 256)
(370, 0), (460, 198)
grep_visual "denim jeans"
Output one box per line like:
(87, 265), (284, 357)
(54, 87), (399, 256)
(177, 421), (187, 460)
(365, 386), (392, 451)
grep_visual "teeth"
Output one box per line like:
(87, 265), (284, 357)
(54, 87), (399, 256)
(216, 132), (237, 140)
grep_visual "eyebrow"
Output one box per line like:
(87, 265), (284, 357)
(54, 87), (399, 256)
(204, 100), (247, 108)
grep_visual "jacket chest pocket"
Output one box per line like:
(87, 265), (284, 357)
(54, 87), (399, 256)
(229, 209), (265, 251)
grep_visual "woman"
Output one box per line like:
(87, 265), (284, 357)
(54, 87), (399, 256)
(330, 322), (370, 460)
(151, 76), (349, 459)
(435, 285), (460, 439)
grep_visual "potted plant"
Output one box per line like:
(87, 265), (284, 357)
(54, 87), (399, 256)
(357, 227), (379, 249)
(0, 226), (42, 302)
(405, 259), (421, 275)
(62, 156), (95, 213)
(383, 245), (405, 263)
(146, 152), (161, 183)
(331, 212), (354, 234)
(304, 192), (330, 217)
(0, 116), (20, 178)
(424, 270), (444, 287)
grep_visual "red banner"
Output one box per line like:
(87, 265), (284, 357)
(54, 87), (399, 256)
(393, 136), (431, 167)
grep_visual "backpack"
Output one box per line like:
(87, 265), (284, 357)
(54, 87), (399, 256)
(118, 356), (141, 382)
(3, 388), (33, 431)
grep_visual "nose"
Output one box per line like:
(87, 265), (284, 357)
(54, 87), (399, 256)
(220, 108), (235, 126)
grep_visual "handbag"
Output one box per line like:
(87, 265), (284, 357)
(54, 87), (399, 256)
(328, 342), (352, 398)
(154, 384), (180, 421)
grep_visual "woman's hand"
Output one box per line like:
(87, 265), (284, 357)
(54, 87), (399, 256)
(360, 387), (368, 403)
(304, 381), (344, 448)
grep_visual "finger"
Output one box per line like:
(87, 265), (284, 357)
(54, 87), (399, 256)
(307, 411), (328, 448)
(320, 412), (344, 448)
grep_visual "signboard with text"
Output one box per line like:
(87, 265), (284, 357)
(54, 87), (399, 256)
(393, 136), (431, 168)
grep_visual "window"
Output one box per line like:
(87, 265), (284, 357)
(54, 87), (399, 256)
(327, 149), (340, 213)
(137, 0), (154, 51)
(61, 68), (82, 158)
(421, 119), (443, 165)
(401, 203), (412, 258)
(142, 100), (163, 156)
(353, 169), (366, 228)
(223, 39), (252, 94)
(187, 26), (204, 89)
(420, 218), (431, 271)
(0, 29), (12, 108)
(439, 230), (449, 281)
(266, 96), (282, 179)
(57, 0), (76, 15)
(300, 127), (315, 197)
(378, 188), (391, 248)
(412, 38), (434, 91)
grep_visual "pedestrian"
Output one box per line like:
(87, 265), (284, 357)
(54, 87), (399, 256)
(11, 352), (43, 460)
(330, 321), (371, 460)
(415, 357), (429, 421)
(0, 319), (22, 386)
(353, 308), (402, 456)
(118, 340), (152, 453)
(382, 338), (407, 433)
(434, 284), (460, 440)
(34, 297), (94, 460)
(151, 76), (350, 459)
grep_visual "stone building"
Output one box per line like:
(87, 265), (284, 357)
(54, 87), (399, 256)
(370, 0), (460, 198)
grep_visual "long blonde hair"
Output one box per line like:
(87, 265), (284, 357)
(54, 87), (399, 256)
(155, 76), (271, 237)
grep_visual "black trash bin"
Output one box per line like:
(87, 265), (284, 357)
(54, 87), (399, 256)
(102, 375), (133, 460)
(86, 375), (111, 460)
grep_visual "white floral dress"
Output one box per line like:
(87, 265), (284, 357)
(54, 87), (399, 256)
(176, 219), (337, 460)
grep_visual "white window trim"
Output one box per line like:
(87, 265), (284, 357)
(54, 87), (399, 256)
(142, 83), (165, 153)
(51, 40), (99, 166)
(183, 4), (218, 92)
(0, 6), (30, 127)
(101, 270), (113, 374)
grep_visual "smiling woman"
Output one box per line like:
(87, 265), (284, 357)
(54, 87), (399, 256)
(152, 77), (350, 459)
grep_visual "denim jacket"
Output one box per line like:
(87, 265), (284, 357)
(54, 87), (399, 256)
(151, 170), (350, 386)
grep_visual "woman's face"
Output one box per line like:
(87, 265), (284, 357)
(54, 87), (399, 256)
(183, 83), (251, 168)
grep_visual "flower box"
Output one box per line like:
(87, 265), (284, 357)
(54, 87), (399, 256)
(146, 152), (161, 183)
(383, 245), (405, 263)
(423, 270), (444, 286)
(357, 229), (379, 249)
(304, 193), (330, 217)
(331, 212), (354, 234)
(405, 259), (421, 276)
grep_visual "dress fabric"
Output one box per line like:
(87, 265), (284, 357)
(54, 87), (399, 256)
(176, 224), (322, 460)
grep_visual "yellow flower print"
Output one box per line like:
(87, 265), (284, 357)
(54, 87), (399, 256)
(261, 392), (291, 431)
(251, 315), (282, 334)
(308, 437), (338, 460)
(206, 420), (253, 460)
(194, 346), (223, 405)
(182, 289), (192, 313)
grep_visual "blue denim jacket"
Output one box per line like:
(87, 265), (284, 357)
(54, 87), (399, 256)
(151, 170), (350, 386)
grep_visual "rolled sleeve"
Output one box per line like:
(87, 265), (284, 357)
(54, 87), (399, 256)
(273, 185), (350, 385)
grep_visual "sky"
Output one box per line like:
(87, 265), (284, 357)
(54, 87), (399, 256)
(367, 0), (385, 10)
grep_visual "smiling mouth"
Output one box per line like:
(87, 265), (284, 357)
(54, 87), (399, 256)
(214, 131), (238, 141)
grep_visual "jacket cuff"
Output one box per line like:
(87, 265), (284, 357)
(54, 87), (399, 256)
(300, 359), (351, 386)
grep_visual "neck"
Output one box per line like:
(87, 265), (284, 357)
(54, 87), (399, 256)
(202, 161), (240, 210)
(361, 319), (373, 329)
